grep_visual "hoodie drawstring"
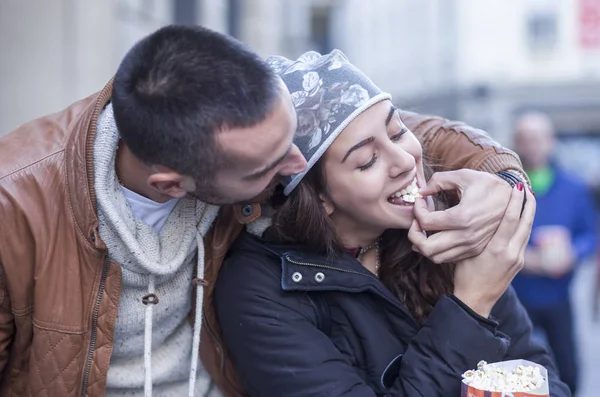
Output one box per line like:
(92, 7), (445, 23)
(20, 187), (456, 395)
(142, 218), (215, 397)
(188, 233), (205, 396)
(143, 275), (157, 397)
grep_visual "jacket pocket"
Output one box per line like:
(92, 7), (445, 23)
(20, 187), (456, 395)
(381, 353), (403, 389)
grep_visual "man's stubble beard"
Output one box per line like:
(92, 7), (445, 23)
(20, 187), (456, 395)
(187, 175), (282, 207)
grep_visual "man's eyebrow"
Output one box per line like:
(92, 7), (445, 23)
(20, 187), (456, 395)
(243, 145), (292, 181)
(342, 137), (375, 163)
(385, 106), (398, 126)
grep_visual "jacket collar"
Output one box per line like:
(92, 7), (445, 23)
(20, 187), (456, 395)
(65, 78), (114, 249)
(240, 232), (417, 323)
(278, 249), (378, 291)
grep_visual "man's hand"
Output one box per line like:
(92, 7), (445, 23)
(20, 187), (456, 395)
(408, 169), (531, 264)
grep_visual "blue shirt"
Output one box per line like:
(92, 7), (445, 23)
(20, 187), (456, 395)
(512, 166), (598, 308)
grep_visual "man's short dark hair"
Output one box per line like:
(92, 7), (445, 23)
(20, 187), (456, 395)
(112, 24), (282, 185)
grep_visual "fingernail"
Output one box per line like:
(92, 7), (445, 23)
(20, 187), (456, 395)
(516, 182), (524, 191)
(528, 185), (535, 196)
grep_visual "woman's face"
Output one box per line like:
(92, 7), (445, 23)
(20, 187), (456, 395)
(321, 100), (426, 241)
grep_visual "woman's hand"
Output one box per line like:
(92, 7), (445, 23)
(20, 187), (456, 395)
(452, 184), (535, 317)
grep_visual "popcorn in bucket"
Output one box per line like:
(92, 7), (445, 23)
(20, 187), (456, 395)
(461, 359), (549, 397)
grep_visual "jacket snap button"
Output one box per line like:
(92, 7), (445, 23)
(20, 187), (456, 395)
(315, 272), (325, 283)
(241, 204), (253, 217)
(292, 272), (302, 283)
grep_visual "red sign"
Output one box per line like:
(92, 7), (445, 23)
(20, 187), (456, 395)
(580, 0), (600, 48)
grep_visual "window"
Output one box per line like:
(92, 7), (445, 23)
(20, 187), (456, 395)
(227, 0), (241, 38)
(310, 6), (332, 54)
(527, 11), (558, 51)
(173, 0), (197, 25)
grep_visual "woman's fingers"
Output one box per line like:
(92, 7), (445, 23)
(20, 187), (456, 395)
(488, 183), (526, 247)
(514, 188), (536, 253)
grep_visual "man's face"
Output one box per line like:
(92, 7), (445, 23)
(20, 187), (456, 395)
(514, 115), (555, 171)
(196, 84), (307, 205)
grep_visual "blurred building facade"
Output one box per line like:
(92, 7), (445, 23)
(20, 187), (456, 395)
(0, 0), (230, 135)
(2, 0), (600, 189)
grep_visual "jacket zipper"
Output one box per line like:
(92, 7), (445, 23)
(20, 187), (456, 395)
(80, 256), (110, 397)
(286, 257), (379, 280)
(285, 256), (419, 327)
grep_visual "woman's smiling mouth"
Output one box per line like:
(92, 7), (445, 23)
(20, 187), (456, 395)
(387, 177), (422, 205)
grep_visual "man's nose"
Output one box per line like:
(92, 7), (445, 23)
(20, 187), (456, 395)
(278, 144), (307, 176)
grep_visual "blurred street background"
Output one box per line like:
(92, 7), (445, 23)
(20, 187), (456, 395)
(1, 0), (599, 395)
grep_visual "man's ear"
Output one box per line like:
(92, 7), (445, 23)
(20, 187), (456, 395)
(147, 171), (196, 199)
(319, 192), (335, 216)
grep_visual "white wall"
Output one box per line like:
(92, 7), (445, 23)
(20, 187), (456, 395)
(4, 0), (598, 138)
(330, 0), (462, 102)
(114, 0), (174, 63)
(239, 0), (286, 58)
(0, 0), (115, 135)
(0, 0), (187, 136)
(232, 0), (457, 102)
(199, 0), (229, 34)
(455, 0), (600, 87)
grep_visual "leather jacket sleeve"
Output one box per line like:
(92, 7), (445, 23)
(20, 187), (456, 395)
(399, 110), (527, 181)
(0, 260), (14, 377)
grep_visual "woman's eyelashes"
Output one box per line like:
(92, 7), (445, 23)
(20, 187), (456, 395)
(390, 128), (407, 142)
(358, 154), (378, 171)
(357, 128), (407, 171)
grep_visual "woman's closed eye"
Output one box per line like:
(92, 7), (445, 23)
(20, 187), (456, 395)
(390, 128), (407, 142)
(358, 154), (378, 171)
(356, 127), (407, 171)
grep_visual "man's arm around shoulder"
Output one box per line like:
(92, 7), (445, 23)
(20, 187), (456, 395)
(400, 110), (528, 183)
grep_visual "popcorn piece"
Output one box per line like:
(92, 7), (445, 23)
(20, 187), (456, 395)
(401, 194), (416, 203)
(462, 370), (475, 383)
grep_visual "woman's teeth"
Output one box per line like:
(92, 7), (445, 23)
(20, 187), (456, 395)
(388, 178), (422, 204)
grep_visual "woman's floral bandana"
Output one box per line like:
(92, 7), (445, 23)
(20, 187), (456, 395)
(267, 50), (392, 195)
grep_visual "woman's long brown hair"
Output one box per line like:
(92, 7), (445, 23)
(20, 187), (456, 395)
(270, 156), (455, 325)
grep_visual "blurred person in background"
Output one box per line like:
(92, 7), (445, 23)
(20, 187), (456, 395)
(512, 111), (598, 395)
